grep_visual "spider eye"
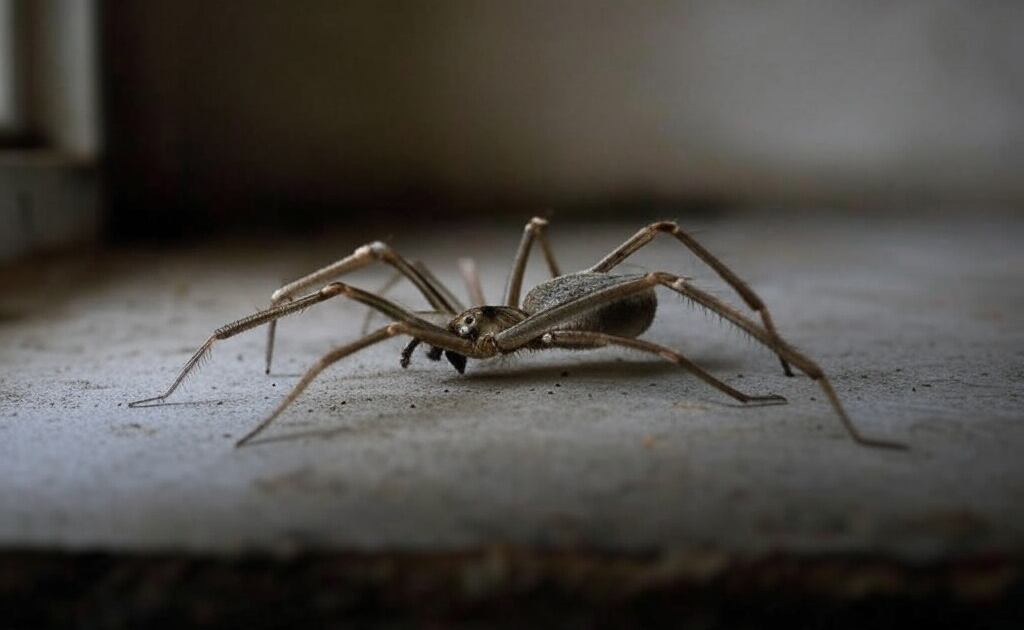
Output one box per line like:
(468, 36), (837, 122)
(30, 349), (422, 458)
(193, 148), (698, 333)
(464, 316), (475, 325)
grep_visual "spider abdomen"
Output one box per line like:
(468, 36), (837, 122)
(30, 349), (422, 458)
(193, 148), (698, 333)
(522, 272), (657, 338)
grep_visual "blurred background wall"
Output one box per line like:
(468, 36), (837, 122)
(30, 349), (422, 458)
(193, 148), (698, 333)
(6, 1), (1024, 246)
(0, 0), (98, 261)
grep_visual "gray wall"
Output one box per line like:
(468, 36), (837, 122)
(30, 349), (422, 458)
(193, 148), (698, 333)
(104, 1), (1024, 235)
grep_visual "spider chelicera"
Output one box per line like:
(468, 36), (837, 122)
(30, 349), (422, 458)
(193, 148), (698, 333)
(129, 218), (905, 450)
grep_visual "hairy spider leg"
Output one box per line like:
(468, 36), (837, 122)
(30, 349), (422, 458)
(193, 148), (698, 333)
(237, 320), (484, 447)
(491, 272), (905, 449)
(264, 241), (463, 374)
(589, 221), (796, 377)
(130, 282), (458, 409)
(545, 330), (787, 405)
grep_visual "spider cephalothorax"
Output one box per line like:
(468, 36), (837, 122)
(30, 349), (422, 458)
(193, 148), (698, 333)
(401, 305), (528, 374)
(130, 217), (906, 450)
(442, 305), (528, 374)
(448, 305), (528, 341)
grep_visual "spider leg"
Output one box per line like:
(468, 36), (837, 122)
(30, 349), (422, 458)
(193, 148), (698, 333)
(129, 284), (351, 408)
(237, 327), (396, 447)
(589, 221), (795, 377)
(504, 216), (562, 307)
(660, 274), (907, 450)
(358, 262), (464, 335)
(237, 321), (488, 447)
(414, 261), (465, 314)
(458, 257), (487, 306)
(129, 282), (459, 409)
(359, 268), (405, 335)
(544, 330), (786, 405)
(494, 272), (905, 449)
(265, 242), (464, 374)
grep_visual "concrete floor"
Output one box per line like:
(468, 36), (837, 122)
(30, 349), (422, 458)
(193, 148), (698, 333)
(1, 214), (1022, 560)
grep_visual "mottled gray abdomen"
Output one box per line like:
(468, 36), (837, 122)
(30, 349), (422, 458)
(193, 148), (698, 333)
(521, 272), (656, 338)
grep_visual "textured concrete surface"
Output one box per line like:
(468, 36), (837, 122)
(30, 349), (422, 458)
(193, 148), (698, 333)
(1, 214), (1021, 558)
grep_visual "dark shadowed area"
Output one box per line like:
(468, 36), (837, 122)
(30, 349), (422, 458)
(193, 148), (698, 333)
(1, 2), (1022, 627)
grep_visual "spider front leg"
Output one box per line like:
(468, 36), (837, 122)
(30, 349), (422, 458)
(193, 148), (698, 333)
(128, 284), (352, 408)
(237, 321), (488, 447)
(589, 221), (795, 377)
(358, 258), (466, 335)
(129, 281), (452, 409)
(264, 241), (464, 374)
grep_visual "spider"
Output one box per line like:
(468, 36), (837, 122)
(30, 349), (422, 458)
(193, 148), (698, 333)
(129, 218), (905, 450)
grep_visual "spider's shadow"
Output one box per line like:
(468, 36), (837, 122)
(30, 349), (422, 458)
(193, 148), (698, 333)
(457, 356), (741, 385)
(127, 398), (234, 408)
(241, 356), (763, 447)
